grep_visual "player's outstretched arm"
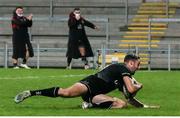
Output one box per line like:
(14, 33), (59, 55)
(128, 97), (160, 109)
(127, 97), (144, 108)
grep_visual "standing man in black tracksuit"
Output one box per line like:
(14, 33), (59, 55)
(66, 8), (99, 69)
(11, 6), (34, 69)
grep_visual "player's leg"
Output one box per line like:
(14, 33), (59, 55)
(66, 57), (72, 69)
(12, 48), (19, 69)
(12, 58), (19, 69)
(79, 46), (86, 57)
(14, 82), (88, 103)
(26, 40), (34, 57)
(79, 46), (89, 69)
(29, 82), (88, 98)
(15, 74), (94, 103)
(14, 87), (60, 103)
(58, 82), (88, 97)
(86, 94), (127, 109)
(20, 47), (31, 69)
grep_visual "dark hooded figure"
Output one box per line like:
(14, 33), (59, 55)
(11, 6), (34, 69)
(66, 8), (99, 69)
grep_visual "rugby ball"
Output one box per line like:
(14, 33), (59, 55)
(122, 77), (138, 99)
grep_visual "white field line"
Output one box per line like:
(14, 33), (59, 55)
(0, 71), (172, 80)
(0, 74), (87, 80)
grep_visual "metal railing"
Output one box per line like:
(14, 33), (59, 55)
(1, 41), (180, 70)
(98, 42), (180, 71)
(0, 42), (67, 69)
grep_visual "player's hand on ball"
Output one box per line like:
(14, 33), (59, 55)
(122, 85), (136, 99)
(123, 77), (142, 99)
(131, 77), (143, 89)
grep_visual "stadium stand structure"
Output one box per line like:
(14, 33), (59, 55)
(0, 0), (180, 69)
(118, 1), (179, 68)
(0, 0), (140, 68)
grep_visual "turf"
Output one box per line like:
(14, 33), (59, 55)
(0, 69), (180, 116)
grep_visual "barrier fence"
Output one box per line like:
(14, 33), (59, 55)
(1, 41), (180, 70)
(98, 42), (180, 70)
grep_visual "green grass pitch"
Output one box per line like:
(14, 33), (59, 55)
(0, 69), (180, 116)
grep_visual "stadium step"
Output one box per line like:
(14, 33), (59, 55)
(140, 61), (149, 65)
(141, 2), (179, 7)
(134, 15), (174, 18)
(129, 23), (167, 27)
(138, 53), (149, 67)
(139, 7), (176, 11)
(132, 14), (175, 22)
(132, 18), (149, 22)
(120, 39), (160, 43)
(139, 53), (149, 57)
(118, 44), (158, 48)
(122, 35), (162, 39)
(128, 27), (167, 31)
(141, 57), (149, 61)
(137, 10), (175, 14)
(125, 31), (165, 35)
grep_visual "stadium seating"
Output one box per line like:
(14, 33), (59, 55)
(0, 0), (180, 69)
(119, 1), (179, 68)
(0, 0), (130, 68)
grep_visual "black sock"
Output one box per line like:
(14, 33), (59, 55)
(13, 63), (18, 67)
(82, 57), (88, 65)
(67, 57), (72, 66)
(23, 59), (27, 64)
(92, 101), (113, 109)
(30, 87), (59, 97)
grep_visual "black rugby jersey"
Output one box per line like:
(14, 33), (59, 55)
(96, 63), (134, 92)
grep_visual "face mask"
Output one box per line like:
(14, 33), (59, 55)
(74, 13), (80, 20)
(17, 13), (23, 17)
(75, 13), (80, 17)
